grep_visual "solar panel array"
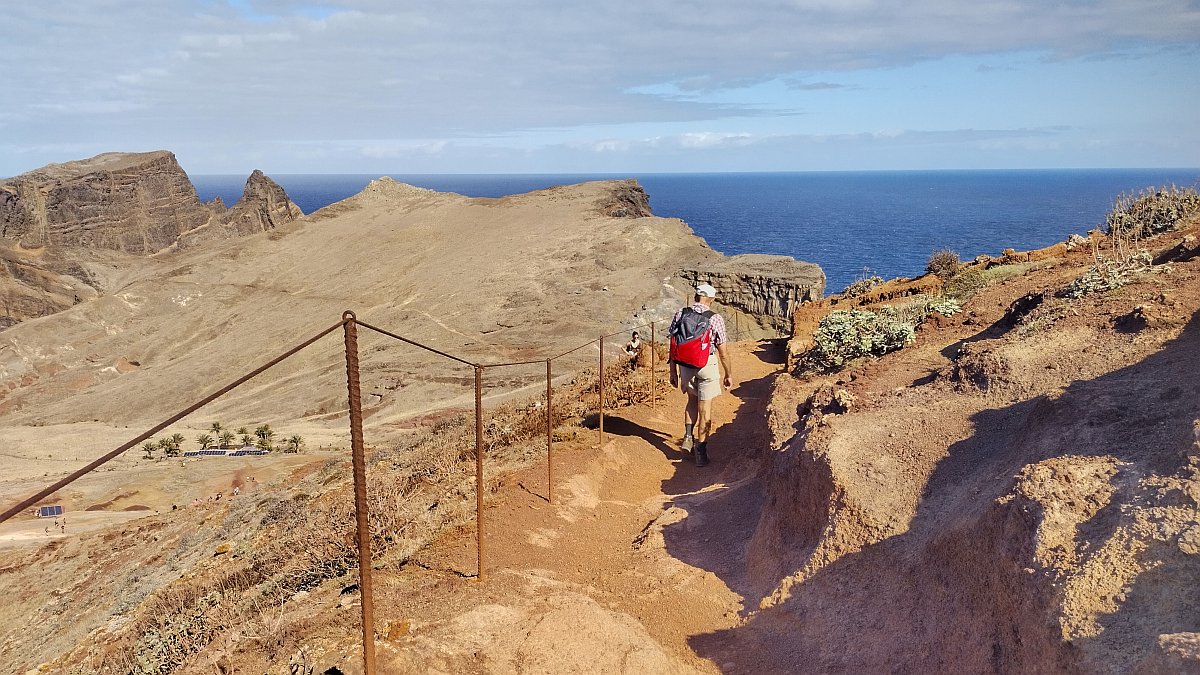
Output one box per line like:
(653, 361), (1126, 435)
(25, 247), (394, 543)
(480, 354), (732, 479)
(182, 448), (270, 457)
(38, 505), (63, 517)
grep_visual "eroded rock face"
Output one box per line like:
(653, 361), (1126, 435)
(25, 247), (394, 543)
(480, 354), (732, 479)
(0, 251), (98, 326)
(227, 169), (303, 234)
(677, 254), (825, 339)
(0, 151), (215, 254)
(596, 180), (653, 218)
(175, 170), (303, 248)
(0, 153), (303, 327)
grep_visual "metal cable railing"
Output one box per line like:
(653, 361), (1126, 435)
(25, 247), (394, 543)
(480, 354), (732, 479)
(0, 319), (346, 525)
(0, 307), (779, 674)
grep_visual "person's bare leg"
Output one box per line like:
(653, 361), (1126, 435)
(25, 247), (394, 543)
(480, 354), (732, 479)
(695, 398), (714, 443)
(682, 392), (698, 451)
(694, 397), (714, 466)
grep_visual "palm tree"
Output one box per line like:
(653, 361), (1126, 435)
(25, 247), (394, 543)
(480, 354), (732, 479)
(158, 437), (177, 458)
(254, 424), (275, 451)
(240, 433), (253, 448)
(256, 436), (273, 452)
(141, 441), (156, 460)
(219, 431), (235, 449)
(196, 434), (214, 450)
(285, 435), (304, 453)
(209, 422), (224, 436)
(170, 433), (186, 450)
(236, 426), (249, 437)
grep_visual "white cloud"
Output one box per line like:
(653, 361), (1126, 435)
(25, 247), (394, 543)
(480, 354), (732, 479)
(678, 132), (755, 148)
(0, 1), (1197, 173)
(115, 68), (169, 86)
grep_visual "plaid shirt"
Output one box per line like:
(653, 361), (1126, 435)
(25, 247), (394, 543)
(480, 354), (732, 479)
(670, 302), (727, 346)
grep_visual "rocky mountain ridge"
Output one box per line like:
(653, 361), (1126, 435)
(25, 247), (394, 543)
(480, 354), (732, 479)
(0, 152), (302, 326)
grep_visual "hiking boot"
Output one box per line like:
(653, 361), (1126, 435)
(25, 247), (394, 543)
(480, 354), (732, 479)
(680, 435), (694, 454)
(695, 441), (709, 467)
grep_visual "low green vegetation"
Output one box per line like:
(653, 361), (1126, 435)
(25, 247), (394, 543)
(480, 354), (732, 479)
(942, 267), (985, 301)
(805, 308), (916, 371)
(926, 296), (961, 316)
(841, 269), (884, 297)
(1062, 251), (1157, 299)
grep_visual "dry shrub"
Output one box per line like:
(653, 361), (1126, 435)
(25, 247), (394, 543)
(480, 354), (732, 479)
(1106, 185), (1200, 244)
(943, 268), (985, 301)
(82, 336), (678, 673)
(1061, 250), (1162, 299)
(841, 273), (884, 298)
(926, 249), (961, 279)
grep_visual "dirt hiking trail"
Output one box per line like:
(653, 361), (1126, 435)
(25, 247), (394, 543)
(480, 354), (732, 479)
(348, 340), (782, 674)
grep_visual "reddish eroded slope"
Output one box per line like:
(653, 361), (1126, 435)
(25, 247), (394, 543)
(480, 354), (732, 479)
(714, 222), (1200, 673)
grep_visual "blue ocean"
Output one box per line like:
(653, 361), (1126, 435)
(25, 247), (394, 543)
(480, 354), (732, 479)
(193, 170), (1200, 295)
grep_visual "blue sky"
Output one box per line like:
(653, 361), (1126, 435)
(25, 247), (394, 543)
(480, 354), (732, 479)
(2, 0), (1198, 176)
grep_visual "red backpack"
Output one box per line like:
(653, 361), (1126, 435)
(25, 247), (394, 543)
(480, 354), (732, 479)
(669, 308), (715, 368)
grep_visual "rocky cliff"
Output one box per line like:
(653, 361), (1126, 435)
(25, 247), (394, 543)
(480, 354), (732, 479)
(0, 151), (215, 254)
(0, 153), (303, 327)
(677, 254), (825, 339)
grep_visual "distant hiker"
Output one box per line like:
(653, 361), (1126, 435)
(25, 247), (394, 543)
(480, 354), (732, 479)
(624, 331), (642, 371)
(668, 283), (733, 467)
(232, 486), (241, 497)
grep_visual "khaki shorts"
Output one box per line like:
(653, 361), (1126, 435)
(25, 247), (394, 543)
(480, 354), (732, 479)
(678, 352), (722, 401)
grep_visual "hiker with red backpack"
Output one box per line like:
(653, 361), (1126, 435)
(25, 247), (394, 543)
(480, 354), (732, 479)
(668, 283), (734, 467)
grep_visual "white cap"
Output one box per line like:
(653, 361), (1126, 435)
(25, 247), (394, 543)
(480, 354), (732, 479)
(695, 283), (717, 298)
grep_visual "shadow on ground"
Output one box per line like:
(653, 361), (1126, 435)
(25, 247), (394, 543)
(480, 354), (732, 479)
(652, 312), (1200, 673)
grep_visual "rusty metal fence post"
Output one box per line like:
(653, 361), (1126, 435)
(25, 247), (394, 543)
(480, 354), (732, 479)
(341, 311), (377, 675)
(474, 365), (485, 581)
(649, 322), (656, 407)
(546, 359), (553, 505)
(598, 336), (605, 449)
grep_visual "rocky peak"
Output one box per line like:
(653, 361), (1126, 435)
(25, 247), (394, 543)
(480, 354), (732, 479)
(224, 169), (304, 234)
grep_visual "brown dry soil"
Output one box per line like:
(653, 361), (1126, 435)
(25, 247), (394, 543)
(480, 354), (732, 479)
(4, 220), (1200, 674)
(231, 339), (783, 675)
(268, 225), (1200, 674)
(368, 341), (782, 674)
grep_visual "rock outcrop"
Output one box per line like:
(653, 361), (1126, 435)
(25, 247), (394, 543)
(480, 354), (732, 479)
(0, 152), (303, 328)
(0, 151), (214, 254)
(677, 254), (825, 339)
(0, 246), (104, 327)
(229, 169), (304, 233)
(175, 170), (303, 248)
(596, 180), (653, 218)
